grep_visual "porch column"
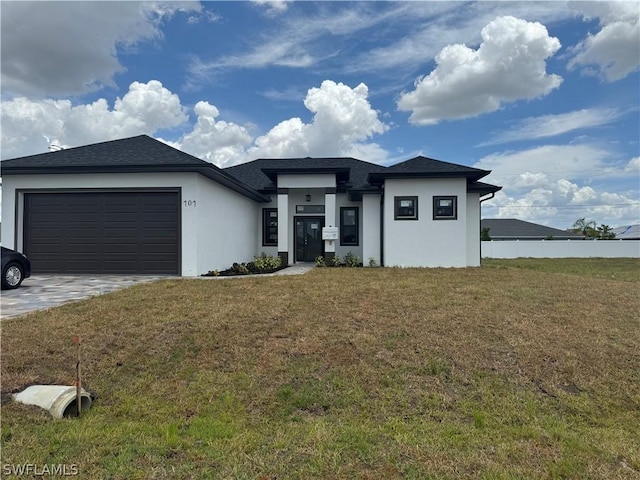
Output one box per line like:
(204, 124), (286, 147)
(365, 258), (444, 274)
(324, 188), (336, 263)
(277, 189), (289, 265)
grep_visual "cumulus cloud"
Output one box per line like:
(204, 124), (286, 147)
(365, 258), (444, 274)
(0, 1), (200, 97)
(247, 80), (389, 161)
(2, 79), (389, 167)
(1, 81), (187, 159)
(479, 108), (625, 146)
(397, 16), (563, 125)
(569, 1), (640, 81)
(477, 145), (640, 227)
(165, 101), (254, 167)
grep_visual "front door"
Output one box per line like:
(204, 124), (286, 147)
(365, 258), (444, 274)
(295, 217), (324, 262)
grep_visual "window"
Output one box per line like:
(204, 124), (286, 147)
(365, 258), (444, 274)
(433, 196), (457, 220)
(394, 196), (418, 220)
(263, 208), (278, 245)
(340, 207), (359, 245)
(296, 205), (325, 214)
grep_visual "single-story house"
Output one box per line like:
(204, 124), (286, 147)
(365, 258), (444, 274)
(1, 135), (501, 275)
(481, 218), (584, 241)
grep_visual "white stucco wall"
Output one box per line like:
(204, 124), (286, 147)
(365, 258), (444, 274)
(362, 194), (381, 266)
(277, 174), (336, 189)
(383, 178), (469, 267)
(1, 172), (260, 276)
(194, 175), (259, 274)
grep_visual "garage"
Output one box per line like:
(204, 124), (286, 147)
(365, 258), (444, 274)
(24, 190), (180, 274)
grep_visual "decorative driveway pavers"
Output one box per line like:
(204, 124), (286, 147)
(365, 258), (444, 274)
(0, 275), (167, 320)
(0, 265), (315, 320)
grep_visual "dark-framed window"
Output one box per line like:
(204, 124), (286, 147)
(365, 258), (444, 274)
(394, 196), (418, 220)
(433, 196), (457, 220)
(340, 207), (359, 245)
(263, 208), (278, 245)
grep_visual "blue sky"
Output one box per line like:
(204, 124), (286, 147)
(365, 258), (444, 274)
(1, 1), (639, 229)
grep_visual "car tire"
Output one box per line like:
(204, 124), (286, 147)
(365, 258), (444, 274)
(2, 262), (24, 290)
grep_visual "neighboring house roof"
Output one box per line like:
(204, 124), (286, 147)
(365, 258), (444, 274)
(481, 218), (584, 240)
(612, 224), (640, 240)
(0, 135), (270, 202)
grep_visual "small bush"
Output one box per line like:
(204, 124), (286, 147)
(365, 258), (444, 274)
(331, 255), (341, 267)
(315, 255), (326, 267)
(344, 252), (361, 268)
(202, 253), (283, 277)
(368, 257), (378, 268)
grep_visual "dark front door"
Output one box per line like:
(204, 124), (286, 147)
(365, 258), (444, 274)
(295, 217), (324, 262)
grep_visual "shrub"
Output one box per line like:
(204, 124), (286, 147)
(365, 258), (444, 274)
(253, 253), (282, 273)
(315, 255), (326, 267)
(331, 255), (341, 267)
(344, 252), (361, 268)
(368, 257), (378, 268)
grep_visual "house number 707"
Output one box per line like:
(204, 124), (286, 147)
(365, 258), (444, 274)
(183, 200), (197, 207)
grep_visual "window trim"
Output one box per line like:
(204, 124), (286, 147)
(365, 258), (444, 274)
(394, 196), (418, 220)
(340, 206), (359, 246)
(262, 208), (278, 246)
(433, 195), (457, 220)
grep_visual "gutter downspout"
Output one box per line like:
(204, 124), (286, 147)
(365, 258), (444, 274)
(479, 192), (496, 264)
(380, 188), (384, 267)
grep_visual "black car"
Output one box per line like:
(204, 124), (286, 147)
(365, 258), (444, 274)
(1, 247), (31, 290)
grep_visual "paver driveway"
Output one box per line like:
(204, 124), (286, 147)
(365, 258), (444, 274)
(0, 275), (167, 320)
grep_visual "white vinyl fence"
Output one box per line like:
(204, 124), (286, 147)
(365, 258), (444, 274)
(481, 240), (640, 259)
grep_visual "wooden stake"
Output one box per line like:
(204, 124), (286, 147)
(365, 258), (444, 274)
(73, 335), (81, 417)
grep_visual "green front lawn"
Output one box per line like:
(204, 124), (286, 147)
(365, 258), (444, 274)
(2, 259), (639, 479)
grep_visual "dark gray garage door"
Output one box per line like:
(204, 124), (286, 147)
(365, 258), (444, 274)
(24, 191), (180, 274)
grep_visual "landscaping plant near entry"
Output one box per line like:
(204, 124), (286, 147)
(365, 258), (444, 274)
(203, 253), (283, 276)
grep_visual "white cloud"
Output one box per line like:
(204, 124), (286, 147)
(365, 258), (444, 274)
(252, 0), (289, 17)
(1, 81), (187, 159)
(247, 80), (389, 161)
(397, 16), (562, 125)
(0, 2), (200, 97)
(477, 145), (640, 228)
(569, 1), (640, 81)
(479, 108), (625, 146)
(167, 101), (254, 167)
(625, 156), (640, 172)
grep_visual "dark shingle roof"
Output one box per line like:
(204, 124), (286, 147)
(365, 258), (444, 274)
(368, 156), (491, 183)
(224, 157), (387, 192)
(1, 135), (269, 202)
(1, 135), (206, 170)
(481, 219), (584, 240)
(2, 135), (502, 199)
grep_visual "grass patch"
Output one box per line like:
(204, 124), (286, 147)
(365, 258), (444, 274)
(483, 257), (640, 282)
(2, 259), (639, 478)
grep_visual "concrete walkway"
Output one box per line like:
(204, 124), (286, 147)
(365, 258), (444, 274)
(0, 264), (314, 320)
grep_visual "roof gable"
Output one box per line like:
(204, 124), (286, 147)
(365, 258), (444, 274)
(1, 135), (269, 202)
(368, 156), (490, 183)
(0, 135), (208, 170)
